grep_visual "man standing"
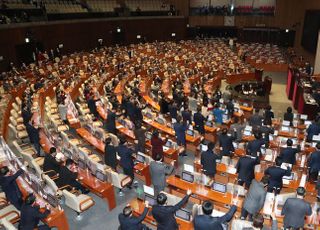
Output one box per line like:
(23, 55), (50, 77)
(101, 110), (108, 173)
(0, 166), (24, 209)
(218, 127), (235, 156)
(194, 106), (206, 135)
(308, 142), (320, 181)
(152, 190), (191, 230)
(119, 201), (150, 230)
(236, 153), (260, 189)
(173, 116), (187, 157)
(201, 142), (222, 178)
(279, 139), (301, 165)
(117, 137), (135, 189)
(149, 155), (174, 196)
(281, 187), (312, 229)
(240, 176), (268, 221)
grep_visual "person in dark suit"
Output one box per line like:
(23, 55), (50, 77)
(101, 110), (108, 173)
(201, 142), (222, 177)
(43, 147), (61, 176)
(240, 176), (268, 221)
(19, 194), (51, 230)
(229, 116), (246, 142)
(193, 106), (206, 135)
(281, 187), (312, 230)
(104, 137), (117, 171)
(181, 104), (192, 125)
(218, 127), (235, 156)
(168, 101), (178, 120)
(117, 137), (135, 188)
(236, 153), (260, 189)
(279, 139), (301, 165)
(133, 122), (147, 153)
(306, 120), (320, 142)
(263, 105), (274, 126)
(264, 157), (291, 194)
(118, 201), (150, 230)
(193, 200), (237, 230)
(226, 99), (234, 117)
(104, 107), (119, 134)
(0, 166), (24, 210)
(87, 94), (99, 120)
(26, 120), (41, 156)
(173, 116), (187, 157)
(152, 190), (191, 230)
(246, 132), (266, 157)
(159, 95), (169, 115)
(249, 109), (263, 128)
(307, 142), (320, 181)
(57, 159), (89, 194)
(257, 125), (274, 148)
(283, 107), (294, 126)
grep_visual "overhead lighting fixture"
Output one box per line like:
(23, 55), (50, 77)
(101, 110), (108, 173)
(98, 39), (103, 43)
(171, 33), (176, 37)
(285, 29), (289, 33)
(25, 38), (30, 43)
(0, 56), (3, 61)
(136, 35), (141, 39)
(186, 24), (190, 28)
(117, 28), (121, 33)
(58, 44), (63, 49)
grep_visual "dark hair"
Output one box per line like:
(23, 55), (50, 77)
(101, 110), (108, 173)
(152, 130), (159, 138)
(255, 108), (260, 113)
(254, 132), (262, 140)
(208, 142), (215, 150)
(105, 137), (112, 145)
(65, 159), (74, 167)
(221, 127), (228, 134)
(287, 107), (292, 113)
(275, 157), (282, 166)
(252, 213), (264, 228)
(296, 187), (306, 196)
(233, 116), (239, 123)
(123, 206), (132, 217)
(49, 147), (56, 154)
(25, 194), (36, 205)
(316, 142), (320, 150)
(202, 201), (213, 215)
(286, 139), (293, 146)
(119, 135), (127, 144)
(266, 105), (272, 111)
(157, 193), (167, 205)
(0, 166), (9, 176)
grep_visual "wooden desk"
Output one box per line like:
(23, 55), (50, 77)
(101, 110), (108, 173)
(40, 130), (116, 211)
(130, 198), (194, 230)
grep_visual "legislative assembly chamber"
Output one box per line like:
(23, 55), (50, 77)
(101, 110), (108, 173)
(1, 0), (320, 229)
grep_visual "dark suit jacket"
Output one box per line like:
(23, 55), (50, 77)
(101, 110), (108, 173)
(283, 112), (293, 126)
(265, 166), (291, 189)
(308, 150), (320, 173)
(243, 179), (266, 215)
(201, 150), (222, 176)
(173, 123), (187, 145)
(279, 147), (300, 165)
(281, 198), (312, 228)
(151, 136), (165, 159)
(0, 169), (23, 208)
(152, 194), (190, 230)
(193, 112), (205, 131)
(119, 207), (148, 230)
(182, 110), (192, 124)
(307, 123), (320, 142)
(263, 110), (274, 126)
(193, 205), (237, 230)
(56, 166), (78, 188)
(105, 110), (116, 134)
(236, 156), (259, 182)
(104, 144), (118, 170)
(26, 123), (40, 143)
(19, 204), (50, 230)
(43, 154), (60, 173)
(246, 139), (266, 157)
(218, 133), (234, 155)
(117, 144), (134, 169)
(249, 113), (263, 127)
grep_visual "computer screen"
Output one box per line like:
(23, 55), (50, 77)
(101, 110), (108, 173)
(183, 164), (194, 173)
(157, 118), (165, 125)
(31, 180), (41, 194)
(175, 208), (191, 221)
(145, 132), (152, 140)
(136, 154), (145, 163)
(243, 130), (251, 136)
(305, 120), (312, 127)
(64, 149), (72, 159)
(145, 194), (156, 206)
(187, 129), (194, 136)
(281, 126), (290, 132)
(206, 121), (213, 127)
(181, 171), (194, 183)
(165, 140), (173, 148)
(300, 114), (308, 120)
(46, 193), (59, 208)
(212, 182), (227, 193)
(200, 144), (208, 152)
(143, 185), (155, 196)
(146, 112), (153, 119)
(96, 170), (106, 182)
(283, 172), (294, 180)
(78, 159), (86, 170)
(282, 120), (290, 126)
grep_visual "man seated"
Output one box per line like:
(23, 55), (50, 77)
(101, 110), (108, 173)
(57, 159), (89, 194)
(43, 147), (61, 177)
(118, 201), (150, 230)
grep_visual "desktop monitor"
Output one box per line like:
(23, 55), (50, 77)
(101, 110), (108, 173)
(313, 135), (320, 141)
(136, 153), (146, 163)
(305, 120), (312, 127)
(187, 129), (194, 136)
(145, 112), (153, 119)
(181, 171), (194, 183)
(31, 179), (41, 194)
(157, 118), (165, 125)
(78, 159), (86, 170)
(245, 126), (252, 131)
(175, 208), (191, 221)
(212, 182), (227, 193)
(283, 172), (294, 180)
(300, 114), (308, 120)
(183, 164), (194, 173)
(200, 144), (208, 152)
(206, 121), (213, 127)
(281, 126), (290, 132)
(243, 130), (251, 136)
(96, 170), (107, 182)
(165, 140), (173, 148)
(46, 193), (59, 208)
(282, 120), (290, 126)
(143, 185), (155, 197)
(172, 118), (177, 123)
(64, 149), (72, 159)
(145, 194), (157, 206)
(145, 132), (152, 140)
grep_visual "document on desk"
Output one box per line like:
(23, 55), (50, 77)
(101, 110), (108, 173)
(263, 192), (275, 215)
(264, 154), (273, 162)
(227, 167), (237, 174)
(299, 174), (307, 187)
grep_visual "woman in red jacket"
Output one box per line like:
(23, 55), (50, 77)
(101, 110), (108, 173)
(151, 130), (168, 160)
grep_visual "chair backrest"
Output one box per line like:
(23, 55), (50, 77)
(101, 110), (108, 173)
(62, 190), (81, 212)
(15, 97), (22, 106)
(10, 109), (18, 118)
(12, 141), (25, 159)
(29, 160), (43, 178)
(9, 116), (17, 127)
(12, 102), (19, 112)
(8, 124), (18, 137)
(43, 174), (59, 194)
(107, 170), (131, 189)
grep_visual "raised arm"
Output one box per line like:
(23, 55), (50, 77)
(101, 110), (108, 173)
(218, 205), (237, 223)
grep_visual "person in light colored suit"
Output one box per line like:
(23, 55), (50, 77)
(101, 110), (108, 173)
(149, 155), (174, 196)
(232, 213), (278, 230)
(241, 176), (269, 221)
